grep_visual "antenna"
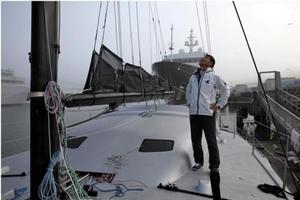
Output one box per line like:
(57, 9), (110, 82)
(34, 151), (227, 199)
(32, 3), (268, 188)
(184, 28), (198, 53)
(169, 24), (174, 55)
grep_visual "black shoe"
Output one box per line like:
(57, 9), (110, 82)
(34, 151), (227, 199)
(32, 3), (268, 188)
(192, 163), (203, 171)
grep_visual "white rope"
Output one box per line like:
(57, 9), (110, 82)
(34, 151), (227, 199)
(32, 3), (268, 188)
(44, 81), (64, 114)
(38, 152), (62, 200)
(107, 154), (126, 169)
(41, 4), (89, 199)
(43, 81), (88, 199)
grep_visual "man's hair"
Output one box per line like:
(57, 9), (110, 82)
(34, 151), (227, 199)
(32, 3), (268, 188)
(205, 54), (215, 68)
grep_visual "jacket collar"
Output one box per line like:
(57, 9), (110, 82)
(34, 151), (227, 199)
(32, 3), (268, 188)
(193, 67), (213, 75)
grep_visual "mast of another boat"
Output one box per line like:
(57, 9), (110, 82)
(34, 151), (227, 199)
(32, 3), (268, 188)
(169, 24), (174, 55)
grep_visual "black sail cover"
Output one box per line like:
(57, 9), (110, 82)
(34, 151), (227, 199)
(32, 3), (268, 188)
(121, 63), (143, 93)
(84, 45), (172, 94)
(84, 45), (123, 93)
(83, 50), (98, 91)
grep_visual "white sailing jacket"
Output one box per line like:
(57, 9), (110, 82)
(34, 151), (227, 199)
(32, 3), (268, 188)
(186, 68), (230, 116)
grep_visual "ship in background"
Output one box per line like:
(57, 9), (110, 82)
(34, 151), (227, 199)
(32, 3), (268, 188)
(1, 69), (29, 105)
(152, 28), (204, 104)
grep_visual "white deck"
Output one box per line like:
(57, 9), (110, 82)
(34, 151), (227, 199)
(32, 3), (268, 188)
(1, 103), (291, 199)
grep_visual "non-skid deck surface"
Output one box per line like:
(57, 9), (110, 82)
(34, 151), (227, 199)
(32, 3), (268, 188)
(93, 130), (288, 200)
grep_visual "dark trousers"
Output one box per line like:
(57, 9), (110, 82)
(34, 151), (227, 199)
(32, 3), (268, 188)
(190, 114), (220, 169)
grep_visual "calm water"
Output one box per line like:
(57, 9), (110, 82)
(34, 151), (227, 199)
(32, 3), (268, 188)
(1, 103), (106, 158)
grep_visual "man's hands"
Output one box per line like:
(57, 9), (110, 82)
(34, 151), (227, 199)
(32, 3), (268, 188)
(187, 103), (219, 111)
(210, 103), (219, 112)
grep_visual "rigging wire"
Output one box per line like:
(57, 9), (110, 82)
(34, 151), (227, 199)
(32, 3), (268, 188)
(204, 1), (212, 53)
(128, 2), (135, 64)
(154, 2), (166, 56)
(101, 2), (109, 46)
(113, 1), (119, 54)
(232, 1), (300, 195)
(148, 2), (153, 64)
(93, 1), (102, 51)
(66, 106), (111, 129)
(43, 2), (53, 81)
(135, 1), (142, 66)
(55, 2), (61, 56)
(203, 1), (212, 54)
(117, 1), (123, 57)
(195, 1), (206, 53)
(149, 2), (162, 61)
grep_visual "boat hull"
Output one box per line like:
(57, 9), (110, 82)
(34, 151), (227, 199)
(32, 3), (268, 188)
(152, 61), (197, 104)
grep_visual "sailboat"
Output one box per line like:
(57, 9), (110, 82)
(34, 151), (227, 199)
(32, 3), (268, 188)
(2, 1), (299, 200)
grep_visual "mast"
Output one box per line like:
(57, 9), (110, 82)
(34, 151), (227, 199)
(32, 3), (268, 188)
(30, 2), (60, 198)
(169, 24), (174, 55)
(184, 28), (198, 53)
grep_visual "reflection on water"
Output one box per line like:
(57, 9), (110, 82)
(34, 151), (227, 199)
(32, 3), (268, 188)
(1, 103), (106, 158)
(1, 104), (30, 158)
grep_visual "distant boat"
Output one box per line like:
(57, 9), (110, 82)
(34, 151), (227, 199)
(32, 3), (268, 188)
(1, 69), (29, 105)
(152, 29), (204, 104)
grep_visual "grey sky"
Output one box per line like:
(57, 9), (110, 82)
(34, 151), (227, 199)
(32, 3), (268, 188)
(2, 1), (300, 89)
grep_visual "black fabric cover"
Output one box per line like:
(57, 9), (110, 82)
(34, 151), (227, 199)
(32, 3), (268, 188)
(83, 45), (172, 95)
(122, 63), (143, 93)
(159, 77), (172, 91)
(83, 50), (99, 91)
(140, 68), (154, 93)
(85, 45), (123, 93)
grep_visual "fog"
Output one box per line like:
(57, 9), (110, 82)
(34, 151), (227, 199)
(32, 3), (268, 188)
(2, 1), (300, 89)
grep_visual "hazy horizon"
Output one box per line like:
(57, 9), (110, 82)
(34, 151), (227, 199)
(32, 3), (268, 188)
(2, 1), (300, 90)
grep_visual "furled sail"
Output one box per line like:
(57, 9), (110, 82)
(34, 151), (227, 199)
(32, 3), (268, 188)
(65, 45), (174, 107)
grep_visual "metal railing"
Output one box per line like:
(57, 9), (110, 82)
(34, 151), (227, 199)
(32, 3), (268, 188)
(256, 91), (300, 135)
(276, 89), (300, 117)
(219, 112), (299, 194)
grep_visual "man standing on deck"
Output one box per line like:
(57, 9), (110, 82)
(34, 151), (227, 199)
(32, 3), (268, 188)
(186, 54), (230, 172)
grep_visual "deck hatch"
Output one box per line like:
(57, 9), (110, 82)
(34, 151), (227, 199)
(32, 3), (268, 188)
(139, 139), (174, 152)
(67, 136), (87, 149)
